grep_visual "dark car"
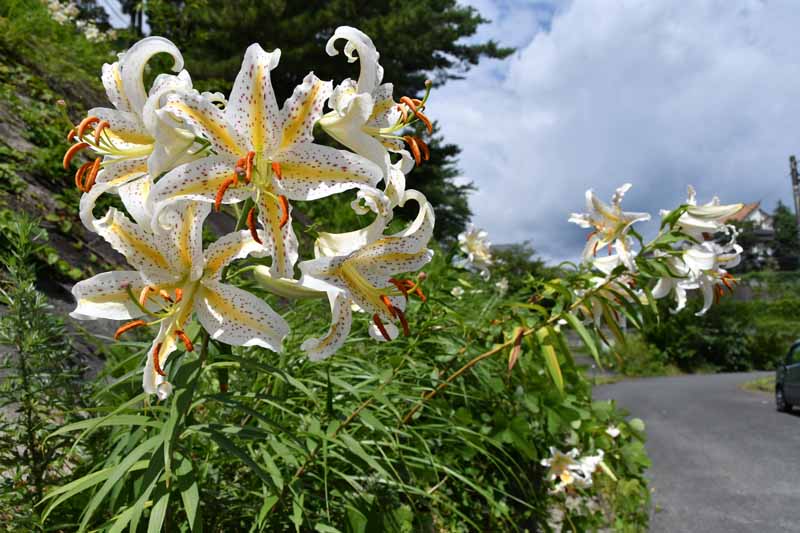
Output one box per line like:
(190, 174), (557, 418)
(776, 341), (800, 412)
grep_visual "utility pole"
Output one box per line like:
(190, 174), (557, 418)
(790, 155), (800, 235)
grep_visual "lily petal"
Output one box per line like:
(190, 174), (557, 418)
(156, 200), (211, 282)
(120, 36), (184, 120)
(255, 193), (299, 279)
(204, 229), (268, 280)
(326, 26), (383, 94)
(117, 175), (153, 227)
(279, 72), (332, 150)
(100, 60), (132, 113)
(195, 280), (289, 351)
(149, 155), (248, 215)
(70, 270), (155, 320)
(319, 92), (391, 175)
(143, 322), (178, 397)
(94, 207), (174, 280)
(226, 43), (282, 153)
(160, 92), (246, 158)
(79, 160), (148, 231)
(300, 289), (353, 360)
(275, 143), (382, 201)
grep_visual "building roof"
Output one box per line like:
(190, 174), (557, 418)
(726, 202), (761, 222)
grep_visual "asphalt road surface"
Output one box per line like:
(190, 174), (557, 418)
(595, 372), (800, 533)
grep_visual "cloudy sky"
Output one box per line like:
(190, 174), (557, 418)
(436, 0), (800, 262)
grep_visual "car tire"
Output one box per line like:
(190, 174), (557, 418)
(776, 387), (791, 413)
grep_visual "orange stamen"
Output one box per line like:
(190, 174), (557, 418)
(153, 343), (166, 376)
(399, 96), (418, 114)
(82, 157), (102, 192)
(159, 289), (173, 303)
(66, 128), (76, 143)
(389, 277), (410, 299)
(247, 207), (262, 244)
(76, 116), (100, 138)
(63, 142), (89, 169)
(404, 136), (422, 165)
(93, 120), (110, 144)
(271, 162), (283, 180)
(74, 161), (92, 191)
(416, 111), (433, 134)
(399, 96), (432, 133)
(416, 137), (430, 161)
(245, 151), (255, 183)
(278, 195), (290, 229)
(139, 285), (155, 307)
(214, 176), (238, 212)
(173, 288), (183, 304)
(380, 294), (397, 317)
(176, 330), (194, 352)
(114, 319), (146, 340)
(395, 307), (410, 336)
(396, 104), (409, 123)
(372, 314), (392, 341)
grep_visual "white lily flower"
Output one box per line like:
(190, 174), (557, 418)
(569, 184), (651, 271)
(667, 185), (743, 241)
(64, 37), (199, 231)
(576, 449), (604, 482)
(605, 425), (620, 438)
(320, 26), (432, 203)
(148, 43), (382, 279)
(651, 252), (692, 313)
(682, 241), (742, 315)
(297, 190), (434, 360)
(69, 201), (289, 397)
(541, 447), (583, 491)
(452, 223), (493, 281)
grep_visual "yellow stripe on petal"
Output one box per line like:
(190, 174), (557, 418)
(280, 79), (324, 150)
(203, 286), (270, 333)
(108, 220), (171, 270)
(167, 101), (243, 156)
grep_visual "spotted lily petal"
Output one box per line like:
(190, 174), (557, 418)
(225, 43), (282, 153)
(70, 271), (155, 320)
(300, 290), (353, 360)
(203, 229), (269, 280)
(94, 207), (175, 281)
(278, 72), (332, 150)
(275, 143), (382, 201)
(195, 280), (289, 351)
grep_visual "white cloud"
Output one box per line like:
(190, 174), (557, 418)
(437, 0), (800, 262)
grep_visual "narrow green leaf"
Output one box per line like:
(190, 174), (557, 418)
(208, 430), (277, 490)
(535, 329), (563, 392)
(78, 436), (162, 531)
(147, 491), (170, 533)
(563, 312), (601, 368)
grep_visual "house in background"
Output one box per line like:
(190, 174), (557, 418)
(725, 201), (775, 262)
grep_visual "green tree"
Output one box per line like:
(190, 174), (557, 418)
(773, 200), (799, 270)
(0, 216), (88, 528)
(145, 0), (512, 239)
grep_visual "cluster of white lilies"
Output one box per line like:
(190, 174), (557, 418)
(570, 183), (743, 316)
(66, 28), (435, 398)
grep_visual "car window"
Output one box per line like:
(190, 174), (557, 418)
(788, 345), (800, 365)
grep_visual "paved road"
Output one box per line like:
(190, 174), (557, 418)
(595, 372), (800, 533)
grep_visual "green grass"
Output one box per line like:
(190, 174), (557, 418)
(742, 375), (775, 394)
